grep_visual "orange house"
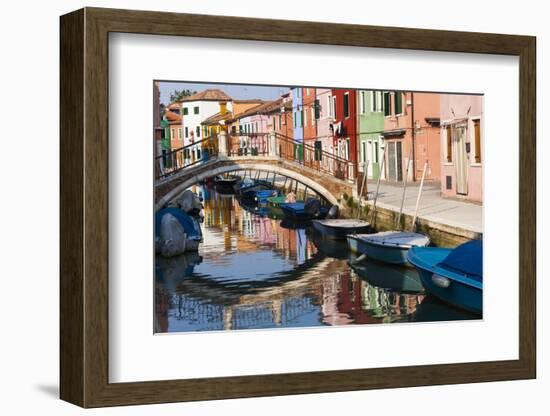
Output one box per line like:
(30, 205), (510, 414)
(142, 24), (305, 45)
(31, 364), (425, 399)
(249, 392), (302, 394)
(382, 91), (441, 182)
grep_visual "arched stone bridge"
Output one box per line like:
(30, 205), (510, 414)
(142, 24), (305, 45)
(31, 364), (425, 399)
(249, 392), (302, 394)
(154, 155), (356, 210)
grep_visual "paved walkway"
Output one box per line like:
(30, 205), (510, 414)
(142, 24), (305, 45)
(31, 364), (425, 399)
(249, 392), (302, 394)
(363, 181), (482, 234)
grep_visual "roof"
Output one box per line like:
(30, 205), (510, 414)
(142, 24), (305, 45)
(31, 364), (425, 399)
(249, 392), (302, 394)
(201, 111), (233, 125)
(166, 102), (181, 110)
(164, 110), (182, 124)
(233, 99), (265, 104)
(230, 98), (292, 121)
(180, 89), (233, 102)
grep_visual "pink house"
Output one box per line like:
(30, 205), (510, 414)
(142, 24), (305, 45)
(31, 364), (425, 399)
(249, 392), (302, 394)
(440, 95), (483, 203)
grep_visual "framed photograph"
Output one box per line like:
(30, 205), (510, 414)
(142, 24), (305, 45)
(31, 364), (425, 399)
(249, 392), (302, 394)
(60, 7), (536, 408)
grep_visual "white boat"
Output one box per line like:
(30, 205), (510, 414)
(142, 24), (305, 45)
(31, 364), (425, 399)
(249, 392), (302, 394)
(347, 231), (430, 265)
(311, 219), (371, 239)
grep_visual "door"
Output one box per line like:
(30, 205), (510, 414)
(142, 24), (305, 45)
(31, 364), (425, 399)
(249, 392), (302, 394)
(386, 141), (403, 182)
(454, 125), (468, 195)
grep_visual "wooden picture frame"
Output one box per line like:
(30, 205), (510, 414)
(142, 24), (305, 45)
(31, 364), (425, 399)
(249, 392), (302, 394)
(60, 7), (536, 408)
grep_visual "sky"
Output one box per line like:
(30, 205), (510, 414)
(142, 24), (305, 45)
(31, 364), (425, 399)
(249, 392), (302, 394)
(159, 81), (290, 105)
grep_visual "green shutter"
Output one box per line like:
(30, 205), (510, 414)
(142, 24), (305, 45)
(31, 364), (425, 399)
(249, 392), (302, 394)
(395, 92), (402, 114)
(384, 93), (391, 116)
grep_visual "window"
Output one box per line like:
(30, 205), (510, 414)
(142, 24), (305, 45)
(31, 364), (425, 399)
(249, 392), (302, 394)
(343, 93), (349, 118)
(445, 126), (452, 163)
(374, 141), (379, 163)
(326, 96), (331, 119)
(394, 92), (403, 115)
(306, 88), (310, 96)
(332, 96), (337, 119)
(279, 115), (282, 129)
(383, 92), (391, 116)
(231, 126), (236, 135)
(361, 141), (367, 164)
(314, 99), (320, 119)
(314, 141), (322, 161)
(193, 106), (199, 115)
(359, 91), (365, 114)
(473, 119), (481, 163)
(185, 127), (189, 138)
(371, 91), (382, 112)
(183, 107), (189, 115)
(196, 126), (200, 137)
(171, 128), (175, 139)
(178, 128), (182, 138)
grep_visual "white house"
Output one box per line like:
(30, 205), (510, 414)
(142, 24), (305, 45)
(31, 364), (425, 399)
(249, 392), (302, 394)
(180, 89), (233, 162)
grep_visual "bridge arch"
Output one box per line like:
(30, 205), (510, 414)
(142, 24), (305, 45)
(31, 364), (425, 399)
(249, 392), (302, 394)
(155, 161), (342, 210)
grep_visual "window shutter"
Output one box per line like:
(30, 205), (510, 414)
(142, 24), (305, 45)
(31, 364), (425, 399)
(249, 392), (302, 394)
(314, 99), (320, 119)
(394, 92), (403, 114)
(384, 93), (391, 116)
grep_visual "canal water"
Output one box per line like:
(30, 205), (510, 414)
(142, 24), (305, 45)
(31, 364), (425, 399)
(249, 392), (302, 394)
(155, 186), (478, 333)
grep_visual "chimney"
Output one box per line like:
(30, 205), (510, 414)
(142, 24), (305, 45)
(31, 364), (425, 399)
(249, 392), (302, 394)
(219, 101), (227, 115)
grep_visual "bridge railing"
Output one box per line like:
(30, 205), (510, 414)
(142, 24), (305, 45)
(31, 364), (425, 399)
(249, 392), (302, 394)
(275, 133), (356, 182)
(227, 132), (356, 182)
(155, 137), (218, 180)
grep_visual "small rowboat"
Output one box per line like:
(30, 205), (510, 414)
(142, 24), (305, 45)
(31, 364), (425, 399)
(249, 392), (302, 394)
(311, 219), (371, 240)
(266, 195), (288, 207)
(255, 189), (279, 203)
(347, 231), (430, 266)
(407, 240), (483, 315)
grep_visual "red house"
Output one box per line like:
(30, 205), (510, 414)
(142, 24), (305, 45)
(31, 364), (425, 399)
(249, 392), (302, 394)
(330, 89), (357, 180)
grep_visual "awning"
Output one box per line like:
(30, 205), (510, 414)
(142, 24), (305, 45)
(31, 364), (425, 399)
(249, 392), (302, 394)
(382, 129), (406, 138)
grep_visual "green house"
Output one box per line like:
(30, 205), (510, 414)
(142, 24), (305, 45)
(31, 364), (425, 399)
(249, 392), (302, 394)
(357, 90), (385, 180)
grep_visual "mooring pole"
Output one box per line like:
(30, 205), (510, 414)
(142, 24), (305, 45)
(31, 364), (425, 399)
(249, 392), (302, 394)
(357, 160), (369, 219)
(370, 149), (386, 226)
(411, 161), (428, 232)
(396, 147), (413, 230)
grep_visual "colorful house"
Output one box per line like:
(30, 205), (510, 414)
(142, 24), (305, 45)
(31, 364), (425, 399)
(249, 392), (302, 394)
(357, 90), (384, 180)
(440, 94), (483, 202)
(180, 89), (233, 162)
(165, 109), (183, 167)
(315, 88), (335, 172)
(153, 81), (163, 175)
(291, 87), (304, 160)
(331, 88), (358, 180)
(382, 91), (441, 183)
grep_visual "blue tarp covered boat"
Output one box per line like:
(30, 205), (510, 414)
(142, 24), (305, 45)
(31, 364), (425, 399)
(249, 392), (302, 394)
(280, 201), (329, 221)
(255, 189), (278, 203)
(407, 240), (483, 314)
(155, 207), (203, 254)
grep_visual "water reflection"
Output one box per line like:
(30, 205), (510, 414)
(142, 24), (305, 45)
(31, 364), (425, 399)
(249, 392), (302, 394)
(154, 186), (476, 333)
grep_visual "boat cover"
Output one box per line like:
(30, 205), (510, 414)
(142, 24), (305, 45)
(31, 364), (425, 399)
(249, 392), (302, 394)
(315, 219), (370, 228)
(357, 231), (429, 248)
(155, 208), (202, 240)
(439, 240), (483, 281)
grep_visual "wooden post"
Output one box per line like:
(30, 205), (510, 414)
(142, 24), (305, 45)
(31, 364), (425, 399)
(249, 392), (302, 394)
(411, 161), (428, 232)
(370, 149), (386, 226)
(357, 160), (369, 219)
(396, 147), (413, 229)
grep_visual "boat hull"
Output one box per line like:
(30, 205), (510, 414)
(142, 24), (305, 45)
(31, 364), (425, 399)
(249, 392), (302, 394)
(408, 247), (482, 315)
(348, 235), (411, 265)
(312, 220), (371, 240)
(280, 204), (328, 221)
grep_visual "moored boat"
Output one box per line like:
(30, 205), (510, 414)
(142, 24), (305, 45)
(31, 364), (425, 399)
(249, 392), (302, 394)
(214, 174), (240, 192)
(155, 207), (203, 256)
(349, 256), (424, 293)
(311, 219), (371, 240)
(407, 240), (483, 314)
(280, 198), (329, 221)
(255, 188), (279, 203)
(347, 231), (430, 265)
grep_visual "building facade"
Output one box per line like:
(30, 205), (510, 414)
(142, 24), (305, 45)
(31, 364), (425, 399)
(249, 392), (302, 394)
(331, 88), (358, 180)
(357, 90), (385, 180)
(180, 89), (233, 162)
(382, 91), (441, 183)
(440, 94), (483, 202)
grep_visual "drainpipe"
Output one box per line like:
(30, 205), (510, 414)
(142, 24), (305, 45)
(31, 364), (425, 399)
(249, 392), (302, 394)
(411, 92), (416, 181)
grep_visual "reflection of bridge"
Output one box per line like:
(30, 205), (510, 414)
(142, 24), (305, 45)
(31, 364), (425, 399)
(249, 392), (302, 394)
(155, 132), (357, 209)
